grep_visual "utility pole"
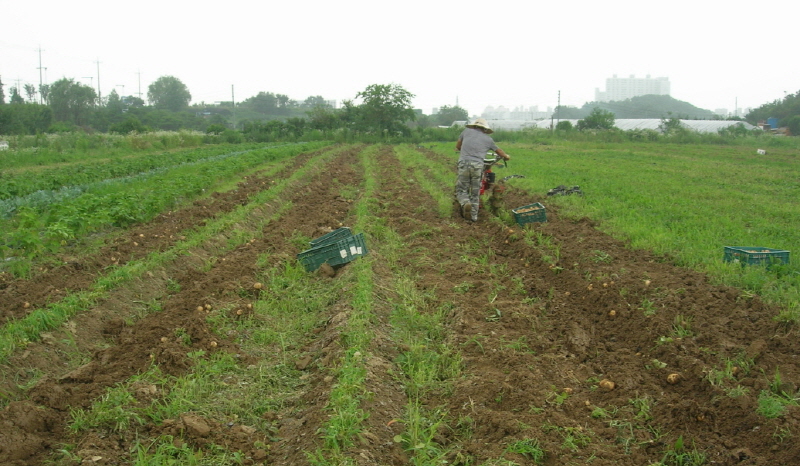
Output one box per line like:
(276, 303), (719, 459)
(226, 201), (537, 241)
(231, 84), (236, 130)
(136, 70), (143, 100)
(551, 90), (561, 131)
(556, 90), (561, 128)
(95, 59), (102, 102)
(37, 46), (44, 104)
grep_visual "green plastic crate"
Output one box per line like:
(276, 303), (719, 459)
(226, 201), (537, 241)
(512, 202), (547, 225)
(724, 246), (790, 267)
(310, 227), (352, 248)
(297, 233), (368, 272)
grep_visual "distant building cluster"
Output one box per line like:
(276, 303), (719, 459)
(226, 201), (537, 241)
(481, 105), (553, 121)
(713, 107), (749, 118)
(472, 74), (748, 123)
(595, 74), (670, 102)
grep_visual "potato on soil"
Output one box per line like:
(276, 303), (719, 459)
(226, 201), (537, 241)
(599, 379), (615, 391)
(253, 282), (263, 290)
(666, 373), (681, 384)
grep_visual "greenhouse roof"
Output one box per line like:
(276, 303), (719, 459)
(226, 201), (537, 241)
(483, 119), (756, 133)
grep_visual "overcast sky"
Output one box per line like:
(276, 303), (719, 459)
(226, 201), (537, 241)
(2, 0), (797, 117)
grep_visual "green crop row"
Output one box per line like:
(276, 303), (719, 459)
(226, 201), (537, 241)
(0, 130), (225, 170)
(0, 141), (333, 276)
(0, 142), (278, 201)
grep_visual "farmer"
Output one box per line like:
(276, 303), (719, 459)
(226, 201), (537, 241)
(455, 118), (510, 222)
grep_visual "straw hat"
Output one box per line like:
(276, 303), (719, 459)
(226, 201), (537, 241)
(466, 118), (493, 134)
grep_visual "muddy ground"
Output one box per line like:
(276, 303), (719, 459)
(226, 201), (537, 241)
(1, 144), (798, 465)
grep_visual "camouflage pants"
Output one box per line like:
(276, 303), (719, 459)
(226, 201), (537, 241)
(456, 160), (482, 220)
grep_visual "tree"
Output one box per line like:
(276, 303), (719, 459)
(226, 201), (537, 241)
(306, 105), (340, 130)
(147, 76), (191, 111)
(47, 78), (97, 126)
(785, 115), (800, 136)
(109, 115), (148, 134)
(553, 105), (586, 119)
(24, 84), (37, 103)
(105, 89), (125, 114)
(38, 84), (50, 105)
(658, 116), (685, 135)
(125, 96), (145, 108)
(354, 83), (416, 134)
(0, 76), (5, 104)
(0, 103), (52, 134)
(276, 94), (294, 113)
(241, 92), (278, 115)
(576, 107), (615, 131)
(746, 90), (800, 125)
(555, 120), (573, 131)
(303, 95), (329, 108)
(92, 89), (127, 131)
(9, 86), (24, 104)
(434, 105), (468, 126)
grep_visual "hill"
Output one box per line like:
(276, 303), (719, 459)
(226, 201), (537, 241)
(557, 94), (717, 120)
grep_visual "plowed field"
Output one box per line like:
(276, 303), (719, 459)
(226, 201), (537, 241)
(1, 144), (798, 465)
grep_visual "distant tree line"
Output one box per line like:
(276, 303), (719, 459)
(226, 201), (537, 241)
(0, 75), (467, 138)
(745, 90), (800, 135)
(552, 95), (719, 120)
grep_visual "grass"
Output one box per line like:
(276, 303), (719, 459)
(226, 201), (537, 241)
(308, 145), (378, 464)
(756, 368), (800, 418)
(656, 436), (707, 466)
(490, 140), (800, 318)
(504, 438), (546, 463)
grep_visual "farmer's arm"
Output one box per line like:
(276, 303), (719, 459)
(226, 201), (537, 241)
(496, 148), (510, 161)
(455, 137), (462, 152)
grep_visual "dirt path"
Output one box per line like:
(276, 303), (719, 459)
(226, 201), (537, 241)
(1, 144), (799, 465)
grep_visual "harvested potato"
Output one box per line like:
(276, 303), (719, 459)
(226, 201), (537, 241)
(599, 379), (615, 391)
